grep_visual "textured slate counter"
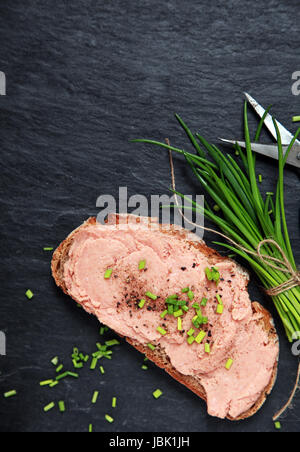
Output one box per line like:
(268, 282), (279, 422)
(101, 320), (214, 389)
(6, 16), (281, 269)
(0, 0), (300, 433)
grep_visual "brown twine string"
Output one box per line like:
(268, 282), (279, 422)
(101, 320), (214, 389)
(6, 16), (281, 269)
(166, 139), (300, 296)
(166, 138), (300, 423)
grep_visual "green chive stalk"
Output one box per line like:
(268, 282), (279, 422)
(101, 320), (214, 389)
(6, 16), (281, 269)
(133, 101), (300, 342)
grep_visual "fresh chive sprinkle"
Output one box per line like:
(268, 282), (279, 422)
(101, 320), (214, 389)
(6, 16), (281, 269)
(67, 372), (79, 378)
(202, 317), (208, 324)
(49, 381), (59, 388)
(182, 305), (189, 312)
(25, 289), (34, 300)
(157, 326), (167, 336)
(147, 343), (156, 351)
(177, 317), (182, 331)
(195, 331), (206, 344)
(173, 309), (183, 318)
(192, 303), (200, 310)
(56, 372), (69, 381)
(258, 174), (263, 183)
(213, 204), (220, 212)
(141, 365), (148, 370)
(205, 343), (211, 354)
(43, 247), (54, 251)
(201, 298), (208, 307)
(89, 424), (93, 432)
(92, 391), (99, 404)
(112, 397), (117, 408)
(105, 339), (120, 347)
(216, 304), (224, 315)
(105, 414), (114, 423)
(51, 357), (59, 366)
(160, 309), (168, 319)
(58, 401), (65, 412)
(225, 359), (234, 370)
(56, 364), (63, 373)
(167, 294), (178, 300)
(187, 290), (194, 301)
(274, 421), (281, 430)
(216, 294), (223, 305)
(167, 304), (174, 315)
(187, 328), (195, 337)
(145, 291), (158, 301)
(139, 259), (146, 271)
(40, 380), (54, 387)
(104, 269), (113, 279)
(187, 336), (195, 345)
(138, 299), (146, 309)
(181, 288), (189, 293)
(44, 402), (55, 412)
(153, 389), (163, 399)
(100, 366), (105, 374)
(90, 358), (98, 370)
(292, 116), (300, 122)
(4, 390), (17, 398)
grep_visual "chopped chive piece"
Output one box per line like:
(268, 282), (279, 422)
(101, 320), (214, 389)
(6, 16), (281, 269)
(139, 259), (146, 271)
(192, 303), (200, 310)
(274, 421), (281, 430)
(144, 357), (149, 362)
(92, 391), (99, 404)
(201, 298), (208, 307)
(160, 309), (168, 319)
(187, 328), (195, 337)
(293, 116), (300, 123)
(105, 414), (114, 423)
(202, 317), (208, 324)
(138, 299), (146, 309)
(153, 389), (163, 399)
(216, 304), (224, 315)
(105, 339), (120, 347)
(187, 336), (195, 345)
(58, 401), (65, 412)
(51, 357), (59, 366)
(25, 289), (34, 300)
(100, 366), (105, 374)
(225, 359), (234, 370)
(4, 390), (17, 398)
(147, 343), (156, 351)
(213, 204), (220, 212)
(167, 304), (174, 315)
(56, 364), (63, 373)
(187, 291), (194, 301)
(205, 267), (213, 281)
(145, 292), (158, 301)
(56, 372), (69, 381)
(195, 331), (206, 344)
(182, 305), (189, 312)
(258, 174), (263, 183)
(157, 326), (167, 336)
(40, 380), (54, 387)
(205, 343), (211, 354)
(44, 402), (55, 412)
(141, 365), (148, 370)
(177, 317), (182, 331)
(112, 397), (117, 408)
(73, 360), (83, 369)
(66, 372), (79, 378)
(167, 294), (178, 300)
(181, 288), (189, 293)
(205, 267), (220, 285)
(90, 358), (98, 370)
(216, 294), (223, 305)
(104, 269), (113, 279)
(89, 424), (93, 433)
(43, 247), (54, 251)
(173, 309), (183, 318)
(49, 381), (59, 388)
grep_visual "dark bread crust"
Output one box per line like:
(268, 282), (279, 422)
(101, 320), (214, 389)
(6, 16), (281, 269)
(51, 216), (279, 421)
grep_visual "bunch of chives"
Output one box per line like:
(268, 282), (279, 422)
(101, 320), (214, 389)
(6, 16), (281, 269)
(134, 102), (300, 342)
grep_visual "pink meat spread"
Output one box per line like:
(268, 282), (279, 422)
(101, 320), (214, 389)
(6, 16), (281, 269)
(63, 215), (279, 419)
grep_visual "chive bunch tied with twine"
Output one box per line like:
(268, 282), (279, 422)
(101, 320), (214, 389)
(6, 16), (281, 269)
(133, 101), (300, 343)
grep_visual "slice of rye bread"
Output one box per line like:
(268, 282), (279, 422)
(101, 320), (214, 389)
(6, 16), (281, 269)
(51, 216), (279, 421)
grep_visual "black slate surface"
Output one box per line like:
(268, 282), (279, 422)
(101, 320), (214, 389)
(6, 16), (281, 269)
(0, 0), (300, 433)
